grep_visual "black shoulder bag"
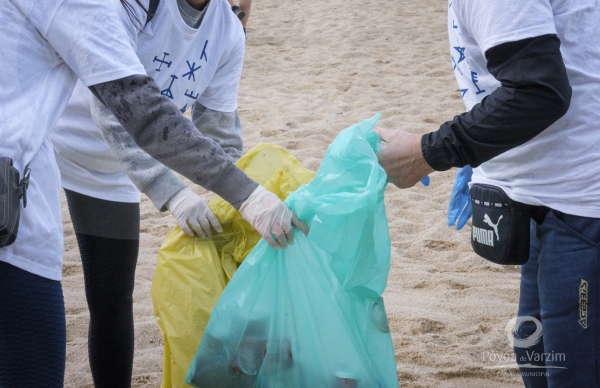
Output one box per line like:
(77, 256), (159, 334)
(0, 157), (31, 247)
(469, 184), (549, 265)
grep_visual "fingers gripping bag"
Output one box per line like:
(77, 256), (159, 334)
(152, 143), (315, 388)
(186, 114), (399, 388)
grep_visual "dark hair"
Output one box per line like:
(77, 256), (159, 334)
(120, 0), (152, 30)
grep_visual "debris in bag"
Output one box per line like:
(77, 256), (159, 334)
(336, 374), (360, 388)
(152, 143), (315, 388)
(186, 114), (399, 388)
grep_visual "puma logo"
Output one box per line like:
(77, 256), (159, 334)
(483, 214), (503, 241)
(473, 214), (504, 247)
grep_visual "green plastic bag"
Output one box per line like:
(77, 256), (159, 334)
(186, 114), (398, 388)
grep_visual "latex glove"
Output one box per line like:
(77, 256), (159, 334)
(167, 187), (223, 238)
(447, 165), (473, 230)
(240, 186), (309, 249)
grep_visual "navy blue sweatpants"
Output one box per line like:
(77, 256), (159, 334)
(0, 260), (66, 388)
(515, 210), (600, 387)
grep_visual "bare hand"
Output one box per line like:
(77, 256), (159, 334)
(375, 127), (435, 188)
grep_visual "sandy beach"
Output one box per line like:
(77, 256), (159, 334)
(63, 0), (524, 386)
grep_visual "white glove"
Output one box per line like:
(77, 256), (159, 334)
(240, 186), (309, 249)
(166, 187), (222, 238)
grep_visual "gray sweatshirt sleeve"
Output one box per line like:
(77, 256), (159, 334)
(90, 94), (187, 211)
(191, 102), (243, 161)
(88, 75), (258, 210)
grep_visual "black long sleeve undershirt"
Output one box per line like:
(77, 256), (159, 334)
(422, 34), (572, 171)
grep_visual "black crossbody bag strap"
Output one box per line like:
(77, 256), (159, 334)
(20, 163), (31, 208)
(146, 0), (160, 25)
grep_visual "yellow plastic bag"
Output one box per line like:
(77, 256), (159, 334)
(152, 143), (315, 388)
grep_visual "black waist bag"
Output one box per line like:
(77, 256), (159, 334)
(0, 157), (30, 248)
(469, 184), (533, 265)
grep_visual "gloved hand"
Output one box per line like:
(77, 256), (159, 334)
(167, 187), (223, 238)
(447, 165), (473, 230)
(240, 186), (309, 249)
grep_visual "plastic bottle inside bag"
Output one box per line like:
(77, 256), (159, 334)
(370, 297), (390, 333)
(231, 317), (269, 375)
(336, 372), (359, 388)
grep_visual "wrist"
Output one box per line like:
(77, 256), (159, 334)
(421, 128), (455, 171)
(166, 187), (194, 211)
(418, 134), (435, 175)
(240, 185), (266, 213)
(145, 172), (188, 212)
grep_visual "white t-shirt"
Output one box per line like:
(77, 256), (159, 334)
(51, 0), (245, 202)
(0, 0), (145, 280)
(449, 0), (600, 217)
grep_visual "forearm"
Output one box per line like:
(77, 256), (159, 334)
(191, 102), (243, 160)
(89, 74), (258, 209)
(90, 94), (186, 211)
(422, 34), (571, 171)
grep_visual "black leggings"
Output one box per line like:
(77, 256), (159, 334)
(64, 189), (140, 388)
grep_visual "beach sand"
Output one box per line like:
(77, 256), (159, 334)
(63, 0), (524, 386)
